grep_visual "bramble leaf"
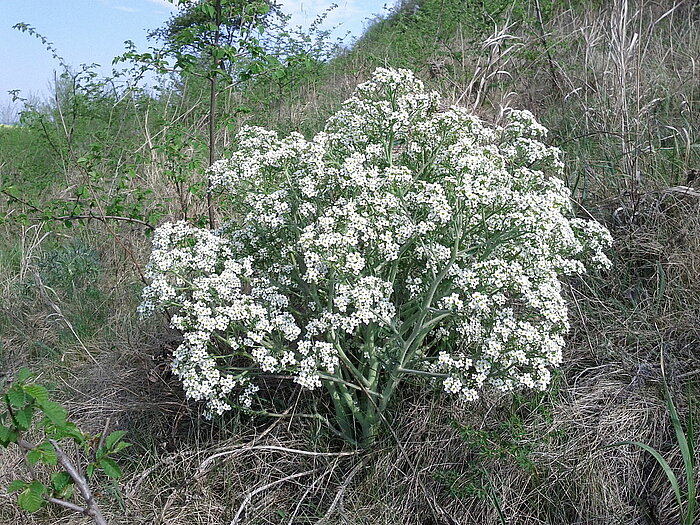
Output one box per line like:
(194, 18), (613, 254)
(17, 369), (33, 382)
(26, 448), (41, 465)
(40, 401), (67, 426)
(59, 483), (74, 499)
(7, 388), (27, 408)
(50, 421), (83, 441)
(38, 442), (58, 465)
(0, 425), (18, 446)
(13, 406), (34, 430)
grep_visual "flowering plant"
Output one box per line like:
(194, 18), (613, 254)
(139, 68), (612, 447)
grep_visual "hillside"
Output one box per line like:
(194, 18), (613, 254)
(1, 1), (699, 524)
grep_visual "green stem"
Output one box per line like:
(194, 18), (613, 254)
(396, 367), (448, 378)
(331, 335), (370, 387)
(324, 381), (358, 447)
(379, 219), (463, 414)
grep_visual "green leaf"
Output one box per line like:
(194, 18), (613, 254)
(660, 357), (696, 525)
(45, 419), (83, 442)
(86, 463), (95, 479)
(38, 442), (57, 465)
(201, 3), (215, 18)
(99, 457), (122, 479)
(58, 483), (74, 500)
(112, 441), (132, 453)
(607, 441), (683, 514)
(17, 481), (45, 513)
(0, 425), (18, 446)
(13, 406), (34, 430)
(7, 480), (27, 493)
(51, 472), (72, 492)
(17, 368), (33, 382)
(61, 421), (84, 441)
(104, 430), (128, 451)
(26, 448), (41, 465)
(40, 401), (67, 426)
(22, 385), (48, 404)
(7, 388), (27, 408)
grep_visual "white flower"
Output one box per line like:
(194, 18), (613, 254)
(139, 67), (612, 419)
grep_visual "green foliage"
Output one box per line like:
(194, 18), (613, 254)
(38, 240), (101, 290)
(0, 124), (57, 197)
(152, 123), (209, 221)
(17, 481), (46, 513)
(26, 239), (109, 342)
(96, 457), (122, 479)
(456, 415), (536, 473)
(0, 73), (165, 231)
(121, 0), (274, 86)
(0, 369), (130, 515)
(4, 2), (342, 234)
(2, 24), (168, 231)
(445, 410), (537, 493)
(235, 7), (344, 134)
(348, 0), (517, 70)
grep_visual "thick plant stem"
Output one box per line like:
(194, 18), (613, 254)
(359, 396), (378, 448)
(325, 382), (358, 447)
(361, 333), (380, 447)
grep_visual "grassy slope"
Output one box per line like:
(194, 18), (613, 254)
(1, 1), (699, 524)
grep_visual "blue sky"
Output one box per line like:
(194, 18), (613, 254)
(0, 0), (387, 117)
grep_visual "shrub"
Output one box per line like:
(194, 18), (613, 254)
(0, 369), (129, 524)
(139, 68), (612, 447)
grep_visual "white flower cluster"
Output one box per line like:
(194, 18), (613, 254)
(139, 67), (612, 416)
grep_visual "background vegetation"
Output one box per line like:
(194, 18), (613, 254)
(0, 0), (699, 523)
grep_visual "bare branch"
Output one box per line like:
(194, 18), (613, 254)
(54, 214), (155, 230)
(49, 439), (109, 525)
(15, 437), (108, 524)
(46, 496), (88, 514)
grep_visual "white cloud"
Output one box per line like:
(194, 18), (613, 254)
(113, 5), (141, 12)
(279, 0), (366, 36)
(145, 0), (178, 11)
